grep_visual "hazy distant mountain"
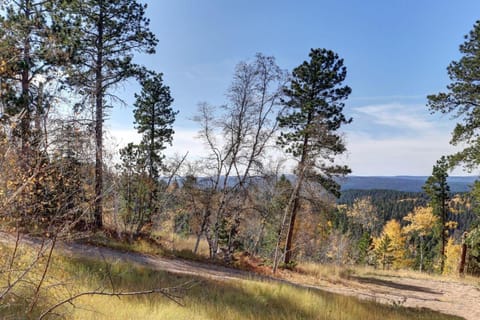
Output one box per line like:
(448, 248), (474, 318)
(339, 176), (478, 193)
(174, 175), (477, 193)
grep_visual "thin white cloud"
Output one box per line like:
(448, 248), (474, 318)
(353, 103), (437, 131)
(350, 94), (427, 101)
(106, 102), (474, 176)
(343, 130), (462, 175)
(343, 102), (474, 176)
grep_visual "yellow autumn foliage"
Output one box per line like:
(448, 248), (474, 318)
(403, 206), (438, 237)
(347, 196), (379, 232)
(0, 58), (6, 72)
(443, 237), (461, 275)
(445, 221), (458, 230)
(373, 219), (408, 269)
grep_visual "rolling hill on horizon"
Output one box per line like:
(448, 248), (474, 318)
(339, 175), (478, 193)
(177, 175), (477, 193)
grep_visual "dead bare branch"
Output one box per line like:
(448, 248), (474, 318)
(38, 280), (199, 320)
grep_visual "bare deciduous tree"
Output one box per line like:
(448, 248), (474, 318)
(194, 53), (286, 261)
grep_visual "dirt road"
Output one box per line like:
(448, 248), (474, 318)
(1, 232), (478, 320)
(300, 274), (479, 320)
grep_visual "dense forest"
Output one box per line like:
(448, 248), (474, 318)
(1, 1), (480, 318)
(336, 189), (479, 272)
(339, 189), (478, 234)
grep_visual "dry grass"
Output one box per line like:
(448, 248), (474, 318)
(49, 258), (465, 320)
(82, 231), (480, 293)
(83, 231), (211, 262)
(155, 232), (210, 259)
(291, 261), (480, 289)
(0, 241), (463, 320)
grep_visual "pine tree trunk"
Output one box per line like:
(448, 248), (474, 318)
(20, 0), (32, 156)
(459, 232), (468, 276)
(441, 198), (446, 273)
(284, 195), (301, 264)
(273, 164), (306, 272)
(283, 117), (311, 265)
(459, 243), (467, 275)
(93, 1), (104, 229)
(419, 236), (424, 273)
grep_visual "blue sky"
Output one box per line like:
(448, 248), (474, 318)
(108, 0), (480, 176)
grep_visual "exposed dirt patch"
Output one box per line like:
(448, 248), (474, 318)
(1, 232), (478, 320)
(309, 274), (479, 320)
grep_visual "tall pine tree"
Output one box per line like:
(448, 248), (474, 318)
(427, 21), (480, 272)
(134, 71), (176, 180)
(428, 20), (480, 170)
(0, 0), (70, 152)
(66, 0), (158, 228)
(132, 71), (176, 229)
(277, 48), (352, 264)
(423, 156), (451, 273)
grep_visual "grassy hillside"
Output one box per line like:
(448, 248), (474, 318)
(0, 243), (462, 320)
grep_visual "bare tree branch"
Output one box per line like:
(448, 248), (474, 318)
(38, 280), (199, 320)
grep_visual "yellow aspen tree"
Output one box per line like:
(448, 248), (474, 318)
(403, 206), (438, 272)
(373, 219), (407, 270)
(443, 237), (462, 275)
(347, 196), (379, 234)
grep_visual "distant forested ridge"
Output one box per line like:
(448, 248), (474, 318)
(339, 176), (477, 193)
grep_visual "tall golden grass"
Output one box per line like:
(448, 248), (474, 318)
(0, 243), (462, 320)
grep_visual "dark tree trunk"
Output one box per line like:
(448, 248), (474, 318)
(459, 232), (468, 276)
(459, 243), (467, 275)
(283, 194), (300, 264)
(94, 1), (104, 229)
(441, 195), (447, 273)
(283, 112), (311, 265)
(20, 0), (32, 156)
